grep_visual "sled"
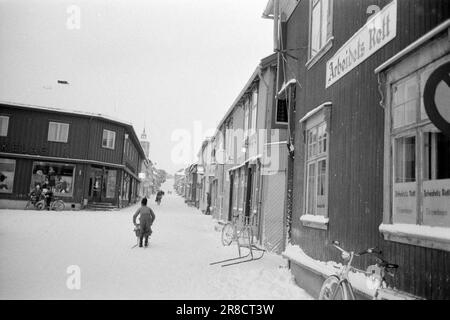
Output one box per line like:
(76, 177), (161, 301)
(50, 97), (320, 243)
(131, 224), (140, 249)
(210, 225), (265, 267)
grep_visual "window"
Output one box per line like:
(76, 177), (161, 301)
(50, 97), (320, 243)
(0, 116), (9, 136)
(309, 0), (333, 59)
(106, 170), (117, 198)
(244, 102), (250, 138)
(30, 162), (75, 197)
(0, 158), (16, 193)
(384, 57), (450, 240)
(102, 129), (116, 149)
(48, 122), (69, 143)
(276, 99), (288, 123)
(250, 89), (258, 134)
(305, 122), (328, 217)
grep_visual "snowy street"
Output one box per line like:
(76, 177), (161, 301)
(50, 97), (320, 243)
(0, 181), (312, 300)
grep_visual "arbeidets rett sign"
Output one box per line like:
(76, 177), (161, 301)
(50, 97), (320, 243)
(326, 0), (397, 88)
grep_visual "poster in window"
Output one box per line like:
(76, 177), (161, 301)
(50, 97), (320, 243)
(30, 162), (75, 196)
(393, 183), (417, 224)
(423, 179), (450, 228)
(106, 170), (117, 198)
(0, 158), (15, 193)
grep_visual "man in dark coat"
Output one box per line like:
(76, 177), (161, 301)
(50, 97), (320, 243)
(133, 198), (156, 247)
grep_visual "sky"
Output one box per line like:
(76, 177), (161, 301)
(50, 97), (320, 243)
(0, 0), (274, 174)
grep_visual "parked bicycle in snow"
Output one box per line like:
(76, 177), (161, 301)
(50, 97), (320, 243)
(319, 241), (400, 300)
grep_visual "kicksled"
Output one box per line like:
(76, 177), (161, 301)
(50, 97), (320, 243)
(131, 224), (152, 249)
(210, 225), (265, 267)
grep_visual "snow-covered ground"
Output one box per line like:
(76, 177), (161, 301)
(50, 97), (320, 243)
(0, 180), (312, 300)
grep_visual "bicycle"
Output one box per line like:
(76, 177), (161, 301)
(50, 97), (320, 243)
(26, 196), (65, 211)
(221, 213), (252, 247)
(318, 240), (399, 300)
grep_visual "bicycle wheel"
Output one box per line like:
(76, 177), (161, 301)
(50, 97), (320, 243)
(35, 200), (45, 210)
(319, 275), (347, 300)
(221, 223), (234, 246)
(52, 200), (65, 211)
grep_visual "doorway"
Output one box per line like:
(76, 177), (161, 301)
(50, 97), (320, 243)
(89, 167), (104, 203)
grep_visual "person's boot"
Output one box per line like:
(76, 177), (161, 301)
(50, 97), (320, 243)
(144, 236), (149, 247)
(139, 237), (143, 248)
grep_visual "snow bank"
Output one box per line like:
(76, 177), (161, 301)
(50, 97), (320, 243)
(282, 243), (377, 297)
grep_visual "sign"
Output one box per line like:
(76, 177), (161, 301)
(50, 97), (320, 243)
(424, 62), (450, 137)
(423, 179), (450, 227)
(326, 0), (397, 88)
(393, 182), (416, 224)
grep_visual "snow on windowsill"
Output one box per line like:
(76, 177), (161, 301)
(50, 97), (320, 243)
(300, 214), (329, 230)
(282, 244), (377, 298)
(379, 223), (450, 251)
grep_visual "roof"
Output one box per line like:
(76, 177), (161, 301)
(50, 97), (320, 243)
(212, 53), (276, 138)
(1, 101), (147, 159)
(262, 0), (300, 22)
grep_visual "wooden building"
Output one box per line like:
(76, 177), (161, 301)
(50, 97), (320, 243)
(264, 0), (450, 299)
(0, 102), (146, 209)
(207, 53), (291, 253)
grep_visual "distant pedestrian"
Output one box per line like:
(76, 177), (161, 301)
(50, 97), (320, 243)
(206, 192), (211, 215)
(133, 198), (156, 247)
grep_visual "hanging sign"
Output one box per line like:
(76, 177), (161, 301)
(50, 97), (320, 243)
(326, 0), (397, 88)
(424, 62), (450, 137)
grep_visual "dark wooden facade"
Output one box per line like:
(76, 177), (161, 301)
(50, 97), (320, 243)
(282, 0), (450, 299)
(0, 103), (146, 208)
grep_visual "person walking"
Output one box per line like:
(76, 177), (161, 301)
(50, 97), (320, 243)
(133, 198), (156, 247)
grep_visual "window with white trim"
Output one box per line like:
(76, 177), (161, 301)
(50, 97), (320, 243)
(250, 89), (258, 135)
(244, 101), (250, 139)
(305, 121), (328, 217)
(48, 121), (69, 143)
(102, 129), (116, 149)
(309, 0), (333, 59)
(389, 70), (450, 228)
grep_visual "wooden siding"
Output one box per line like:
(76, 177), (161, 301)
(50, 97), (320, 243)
(287, 0), (450, 299)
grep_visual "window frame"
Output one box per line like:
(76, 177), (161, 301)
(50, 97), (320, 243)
(381, 53), (450, 251)
(102, 129), (116, 150)
(306, 0), (334, 69)
(300, 104), (331, 230)
(47, 121), (70, 143)
(0, 115), (10, 137)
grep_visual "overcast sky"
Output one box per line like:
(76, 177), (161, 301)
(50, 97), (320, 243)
(0, 0), (274, 174)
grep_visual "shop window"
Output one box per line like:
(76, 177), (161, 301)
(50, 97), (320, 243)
(0, 158), (16, 193)
(106, 170), (117, 198)
(30, 162), (75, 197)
(48, 122), (69, 143)
(308, 0), (333, 62)
(0, 116), (9, 136)
(102, 129), (116, 149)
(380, 52), (450, 251)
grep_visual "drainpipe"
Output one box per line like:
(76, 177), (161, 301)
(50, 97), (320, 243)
(81, 117), (93, 209)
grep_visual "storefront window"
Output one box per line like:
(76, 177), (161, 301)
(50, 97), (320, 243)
(106, 170), (117, 198)
(30, 162), (75, 197)
(122, 173), (130, 201)
(0, 158), (15, 193)
(389, 65), (450, 228)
